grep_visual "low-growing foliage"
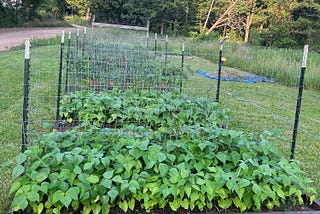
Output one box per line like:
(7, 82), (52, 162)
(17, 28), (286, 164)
(3, 90), (316, 213)
(59, 89), (228, 129)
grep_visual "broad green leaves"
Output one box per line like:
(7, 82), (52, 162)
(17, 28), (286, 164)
(7, 90), (316, 213)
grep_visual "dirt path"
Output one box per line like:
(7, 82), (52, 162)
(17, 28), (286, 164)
(0, 27), (78, 51)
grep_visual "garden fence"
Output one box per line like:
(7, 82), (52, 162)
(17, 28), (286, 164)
(21, 26), (320, 188)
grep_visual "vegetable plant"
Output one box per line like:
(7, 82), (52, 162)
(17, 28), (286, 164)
(3, 90), (316, 213)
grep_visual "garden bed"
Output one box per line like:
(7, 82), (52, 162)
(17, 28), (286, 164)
(6, 90), (318, 214)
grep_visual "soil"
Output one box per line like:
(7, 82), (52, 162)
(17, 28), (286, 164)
(0, 27), (78, 52)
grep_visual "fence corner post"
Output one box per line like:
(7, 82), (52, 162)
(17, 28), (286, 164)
(290, 44), (309, 160)
(21, 38), (31, 153)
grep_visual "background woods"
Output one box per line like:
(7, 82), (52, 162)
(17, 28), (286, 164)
(1, 0), (320, 49)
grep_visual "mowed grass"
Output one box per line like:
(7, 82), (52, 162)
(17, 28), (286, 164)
(0, 38), (319, 213)
(0, 49), (24, 213)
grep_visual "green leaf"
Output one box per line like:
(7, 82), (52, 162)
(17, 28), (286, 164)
(66, 187), (79, 200)
(216, 152), (227, 164)
(103, 170), (114, 179)
(28, 191), (40, 202)
(207, 166), (216, 172)
(128, 198), (135, 211)
(112, 175), (124, 183)
(180, 198), (189, 209)
(108, 189), (119, 202)
(169, 198), (180, 211)
(251, 183), (261, 194)
(53, 190), (65, 203)
(71, 147), (83, 155)
(184, 185), (192, 197)
(60, 196), (72, 208)
(159, 163), (169, 176)
(39, 182), (49, 194)
(33, 170), (49, 182)
(31, 203), (44, 214)
(101, 157), (110, 166)
(238, 179), (250, 188)
(128, 180), (140, 194)
(16, 153), (27, 165)
(138, 141), (149, 151)
(10, 181), (21, 194)
(87, 175), (100, 184)
(233, 197), (246, 212)
(12, 165), (25, 179)
(0, 160), (14, 167)
(162, 187), (171, 198)
(196, 178), (206, 185)
(218, 198), (232, 209)
(92, 204), (102, 214)
(73, 166), (82, 174)
(157, 152), (167, 162)
(198, 141), (212, 151)
(11, 193), (28, 212)
(167, 154), (176, 162)
(169, 168), (180, 184)
(180, 167), (189, 179)
(276, 189), (285, 199)
(235, 187), (245, 200)
(119, 200), (128, 212)
(101, 178), (112, 189)
(83, 162), (94, 170)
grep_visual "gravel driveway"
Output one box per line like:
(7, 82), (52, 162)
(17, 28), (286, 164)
(0, 27), (77, 51)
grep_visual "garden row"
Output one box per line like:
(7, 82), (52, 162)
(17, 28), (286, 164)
(7, 90), (316, 213)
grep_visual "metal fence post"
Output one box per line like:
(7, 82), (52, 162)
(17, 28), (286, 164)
(154, 33), (157, 58)
(82, 27), (87, 58)
(21, 38), (31, 153)
(65, 31), (71, 93)
(215, 36), (227, 102)
(165, 35), (168, 65)
(290, 45), (309, 160)
(56, 31), (65, 122)
(180, 42), (184, 93)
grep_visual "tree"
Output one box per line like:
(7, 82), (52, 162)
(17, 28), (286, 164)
(205, 0), (238, 35)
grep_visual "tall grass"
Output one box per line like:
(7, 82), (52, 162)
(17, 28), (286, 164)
(164, 38), (320, 91)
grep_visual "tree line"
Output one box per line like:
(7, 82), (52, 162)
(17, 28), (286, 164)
(1, 0), (320, 50)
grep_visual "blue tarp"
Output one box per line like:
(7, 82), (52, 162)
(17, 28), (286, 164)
(196, 70), (276, 83)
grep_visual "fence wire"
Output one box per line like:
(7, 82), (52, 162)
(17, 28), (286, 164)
(22, 27), (320, 189)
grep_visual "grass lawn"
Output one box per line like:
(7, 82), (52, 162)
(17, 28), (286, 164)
(0, 40), (319, 213)
(0, 49), (24, 212)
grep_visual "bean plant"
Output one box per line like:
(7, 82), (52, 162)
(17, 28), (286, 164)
(3, 90), (316, 213)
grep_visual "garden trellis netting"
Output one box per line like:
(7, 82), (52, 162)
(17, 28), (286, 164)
(21, 27), (188, 148)
(21, 26), (320, 196)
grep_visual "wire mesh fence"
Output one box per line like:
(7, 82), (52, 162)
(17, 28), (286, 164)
(21, 26), (320, 189)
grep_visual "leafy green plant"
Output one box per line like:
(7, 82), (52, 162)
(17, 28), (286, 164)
(59, 89), (228, 129)
(4, 90), (316, 213)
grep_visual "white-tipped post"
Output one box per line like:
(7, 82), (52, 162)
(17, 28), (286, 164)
(155, 33), (157, 40)
(77, 29), (79, 37)
(61, 31), (65, 43)
(25, 38), (30, 59)
(68, 31), (71, 40)
(182, 42), (185, 52)
(166, 35), (168, 43)
(302, 45), (309, 68)
(84, 27), (87, 35)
